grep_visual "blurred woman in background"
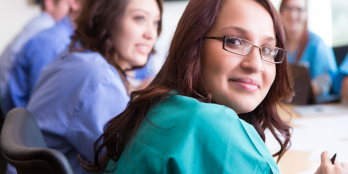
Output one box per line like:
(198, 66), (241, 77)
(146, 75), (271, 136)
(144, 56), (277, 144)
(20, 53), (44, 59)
(25, 0), (162, 173)
(280, 0), (337, 96)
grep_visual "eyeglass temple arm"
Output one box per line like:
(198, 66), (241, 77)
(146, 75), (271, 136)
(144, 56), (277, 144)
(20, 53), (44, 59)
(204, 37), (224, 41)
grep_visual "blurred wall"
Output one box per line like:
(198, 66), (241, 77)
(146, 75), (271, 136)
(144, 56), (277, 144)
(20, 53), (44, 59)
(0, 0), (336, 58)
(331, 0), (348, 47)
(0, 0), (40, 53)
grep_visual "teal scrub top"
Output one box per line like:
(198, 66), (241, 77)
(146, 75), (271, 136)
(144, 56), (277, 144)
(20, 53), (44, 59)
(105, 93), (279, 174)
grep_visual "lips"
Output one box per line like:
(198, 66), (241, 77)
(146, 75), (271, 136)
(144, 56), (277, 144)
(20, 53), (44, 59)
(230, 78), (260, 86)
(229, 78), (260, 92)
(136, 44), (151, 55)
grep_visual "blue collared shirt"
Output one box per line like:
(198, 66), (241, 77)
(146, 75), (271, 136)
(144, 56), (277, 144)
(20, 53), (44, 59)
(287, 31), (338, 95)
(4, 16), (74, 113)
(333, 54), (348, 94)
(135, 55), (154, 80)
(27, 46), (130, 174)
(0, 12), (55, 104)
(287, 31), (337, 81)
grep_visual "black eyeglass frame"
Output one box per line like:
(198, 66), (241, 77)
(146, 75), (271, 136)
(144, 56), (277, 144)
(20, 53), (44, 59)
(204, 36), (287, 64)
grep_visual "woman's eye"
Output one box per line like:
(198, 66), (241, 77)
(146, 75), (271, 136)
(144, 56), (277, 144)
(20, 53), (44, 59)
(154, 20), (160, 28)
(134, 16), (145, 22)
(262, 47), (272, 55)
(227, 38), (243, 46)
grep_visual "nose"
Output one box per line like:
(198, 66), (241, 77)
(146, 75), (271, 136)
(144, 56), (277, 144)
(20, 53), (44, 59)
(143, 22), (157, 40)
(240, 46), (264, 73)
(290, 10), (299, 20)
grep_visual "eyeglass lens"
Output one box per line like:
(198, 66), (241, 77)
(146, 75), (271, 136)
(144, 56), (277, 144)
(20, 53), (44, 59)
(224, 36), (285, 63)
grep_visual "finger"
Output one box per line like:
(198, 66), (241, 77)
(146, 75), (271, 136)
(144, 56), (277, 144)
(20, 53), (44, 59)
(341, 162), (348, 170)
(333, 160), (344, 172)
(321, 151), (331, 165)
(314, 166), (320, 174)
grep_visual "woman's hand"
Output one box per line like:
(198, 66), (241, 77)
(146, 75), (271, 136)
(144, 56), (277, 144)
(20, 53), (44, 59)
(315, 151), (348, 174)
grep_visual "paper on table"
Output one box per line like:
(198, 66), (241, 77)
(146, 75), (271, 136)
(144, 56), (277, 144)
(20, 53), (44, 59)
(307, 142), (348, 163)
(292, 104), (348, 117)
(297, 168), (317, 174)
(265, 127), (343, 152)
(292, 115), (348, 128)
(266, 115), (348, 152)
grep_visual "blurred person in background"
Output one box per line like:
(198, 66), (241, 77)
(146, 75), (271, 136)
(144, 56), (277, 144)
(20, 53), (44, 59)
(3, 0), (80, 113)
(25, 0), (162, 173)
(0, 0), (69, 111)
(334, 54), (348, 103)
(280, 0), (338, 96)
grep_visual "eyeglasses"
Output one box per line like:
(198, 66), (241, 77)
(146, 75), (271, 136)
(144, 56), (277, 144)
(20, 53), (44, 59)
(281, 6), (306, 14)
(204, 36), (287, 64)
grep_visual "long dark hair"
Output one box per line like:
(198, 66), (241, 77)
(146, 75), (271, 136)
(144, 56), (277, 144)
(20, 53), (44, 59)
(82, 0), (294, 172)
(280, 0), (309, 64)
(69, 0), (163, 91)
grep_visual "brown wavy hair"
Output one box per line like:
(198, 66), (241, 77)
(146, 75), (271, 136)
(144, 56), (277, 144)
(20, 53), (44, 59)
(82, 0), (294, 172)
(280, 0), (309, 64)
(69, 0), (163, 90)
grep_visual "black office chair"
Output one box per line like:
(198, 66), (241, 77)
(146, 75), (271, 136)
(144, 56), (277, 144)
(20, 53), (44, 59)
(0, 92), (6, 174)
(0, 108), (74, 174)
(333, 45), (348, 67)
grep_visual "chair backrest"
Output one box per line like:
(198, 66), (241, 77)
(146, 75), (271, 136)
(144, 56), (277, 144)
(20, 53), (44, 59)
(333, 45), (348, 67)
(0, 108), (74, 174)
(0, 91), (7, 174)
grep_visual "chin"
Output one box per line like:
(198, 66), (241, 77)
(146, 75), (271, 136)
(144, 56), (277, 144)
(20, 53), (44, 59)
(236, 107), (256, 114)
(131, 56), (148, 67)
(228, 101), (258, 114)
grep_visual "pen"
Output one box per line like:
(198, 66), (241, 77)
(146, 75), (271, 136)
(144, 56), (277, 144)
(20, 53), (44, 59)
(331, 153), (337, 164)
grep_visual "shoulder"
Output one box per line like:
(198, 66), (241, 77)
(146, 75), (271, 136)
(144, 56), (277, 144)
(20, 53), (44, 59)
(307, 31), (327, 47)
(23, 28), (60, 53)
(24, 13), (55, 30)
(306, 31), (334, 60)
(33, 26), (63, 44)
(29, 19), (71, 46)
(149, 94), (240, 131)
(58, 50), (123, 85)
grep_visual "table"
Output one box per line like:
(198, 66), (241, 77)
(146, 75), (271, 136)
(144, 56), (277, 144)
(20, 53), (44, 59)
(275, 103), (345, 174)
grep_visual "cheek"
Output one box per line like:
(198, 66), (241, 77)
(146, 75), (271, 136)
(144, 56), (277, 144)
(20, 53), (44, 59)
(116, 26), (138, 55)
(201, 43), (230, 88)
(57, 3), (68, 15)
(282, 13), (292, 22)
(262, 65), (276, 93)
(300, 15), (307, 24)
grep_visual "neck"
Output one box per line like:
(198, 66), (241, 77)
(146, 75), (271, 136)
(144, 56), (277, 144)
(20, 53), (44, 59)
(117, 58), (131, 71)
(69, 11), (77, 22)
(45, 11), (59, 22)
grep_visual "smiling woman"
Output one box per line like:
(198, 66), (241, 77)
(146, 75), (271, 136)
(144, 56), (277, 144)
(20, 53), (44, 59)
(71, 0), (162, 90)
(24, 0), (162, 174)
(84, 0), (347, 173)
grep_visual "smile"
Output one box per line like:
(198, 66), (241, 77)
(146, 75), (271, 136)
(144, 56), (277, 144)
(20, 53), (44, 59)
(136, 44), (151, 55)
(229, 78), (260, 92)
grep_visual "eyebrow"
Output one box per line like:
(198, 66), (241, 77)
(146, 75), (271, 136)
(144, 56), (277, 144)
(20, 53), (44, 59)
(220, 26), (277, 43)
(130, 9), (161, 18)
(130, 9), (150, 14)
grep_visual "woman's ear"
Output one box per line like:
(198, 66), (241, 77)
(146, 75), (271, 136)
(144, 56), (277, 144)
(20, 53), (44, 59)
(68, 0), (81, 12)
(44, 0), (55, 14)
